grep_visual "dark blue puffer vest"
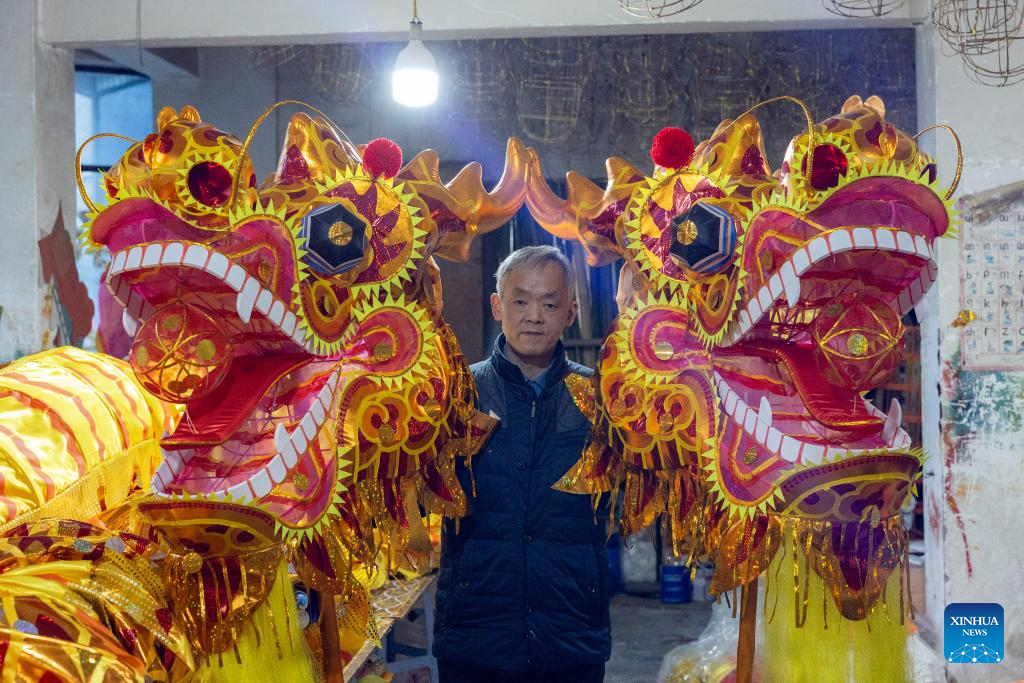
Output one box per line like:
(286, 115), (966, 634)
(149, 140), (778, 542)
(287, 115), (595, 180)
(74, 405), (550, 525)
(432, 335), (611, 673)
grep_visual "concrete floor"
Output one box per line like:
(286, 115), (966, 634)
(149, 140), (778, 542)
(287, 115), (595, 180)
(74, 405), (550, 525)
(607, 589), (713, 683)
(388, 586), (714, 683)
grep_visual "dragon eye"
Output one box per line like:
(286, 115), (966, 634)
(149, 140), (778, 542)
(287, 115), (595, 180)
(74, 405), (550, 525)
(669, 203), (737, 275)
(187, 161), (232, 207)
(300, 203), (369, 276)
(808, 143), (849, 191)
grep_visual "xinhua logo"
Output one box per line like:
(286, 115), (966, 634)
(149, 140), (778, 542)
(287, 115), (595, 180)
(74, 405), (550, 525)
(944, 603), (1004, 664)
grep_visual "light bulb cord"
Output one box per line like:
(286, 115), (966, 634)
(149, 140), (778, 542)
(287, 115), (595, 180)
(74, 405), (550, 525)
(409, 0), (423, 38)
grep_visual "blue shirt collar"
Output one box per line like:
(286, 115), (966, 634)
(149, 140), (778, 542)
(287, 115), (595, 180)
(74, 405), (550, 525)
(498, 339), (554, 396)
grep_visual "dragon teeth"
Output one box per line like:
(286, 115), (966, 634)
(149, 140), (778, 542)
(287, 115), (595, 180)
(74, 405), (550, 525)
(723, 228), (938, 347)
(783, 276), (801, 309)
(882, 398), (902, 445)
(235, 291), (256, 324)
(756, 396), (773, 444)
(275, 423), (298, 468)
(122, 309), (140, 336)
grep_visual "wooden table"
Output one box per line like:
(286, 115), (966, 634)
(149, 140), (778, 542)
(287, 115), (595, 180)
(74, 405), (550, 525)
(343, 574), (436, 681)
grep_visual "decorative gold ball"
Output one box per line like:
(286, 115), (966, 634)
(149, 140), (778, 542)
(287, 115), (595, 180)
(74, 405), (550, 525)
(743, 447), (758, 465)
(182, 551), (203, 574)
(654, 340), (674, 361)
(161, 314), (182, 332)
(293, 473), (309, 491)
(378, 424), (395, 445)
(328, 221), (354, 246)
(676, 219), (699, 246)
(196, 339), (216, 361)
(373, 342), (393, 361)
(658, 413), (675, 433)
(846, 332), (869, 357)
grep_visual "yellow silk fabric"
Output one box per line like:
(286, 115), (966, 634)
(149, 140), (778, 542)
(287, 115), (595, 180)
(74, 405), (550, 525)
(0, 560), (93, 602)
(0, 347), (179, 523)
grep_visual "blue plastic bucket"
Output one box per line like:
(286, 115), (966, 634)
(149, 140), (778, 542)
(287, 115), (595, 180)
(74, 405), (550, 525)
(660, 563), (692, 604)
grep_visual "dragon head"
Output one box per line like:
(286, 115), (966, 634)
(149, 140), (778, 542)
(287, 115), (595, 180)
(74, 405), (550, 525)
(528, 95), (960, 619)
(81, 103), (528, 574)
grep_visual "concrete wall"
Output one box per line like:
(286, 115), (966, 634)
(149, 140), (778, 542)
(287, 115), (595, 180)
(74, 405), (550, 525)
(0, 0), (76, 361)
(917, 23), (1024, 681)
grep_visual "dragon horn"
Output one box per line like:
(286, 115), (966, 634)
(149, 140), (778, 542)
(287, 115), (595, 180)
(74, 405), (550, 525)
(447, 137), (530, 234)
(525, 149), (643, 266)
(398, 138), (531, 262)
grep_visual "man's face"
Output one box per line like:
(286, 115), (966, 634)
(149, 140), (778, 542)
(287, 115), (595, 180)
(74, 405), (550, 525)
(490, 262), (577, 361)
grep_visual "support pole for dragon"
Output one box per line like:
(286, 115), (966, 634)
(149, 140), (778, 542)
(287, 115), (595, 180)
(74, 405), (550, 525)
(736, 579), (758, 683)
(320, 595), (344, 683)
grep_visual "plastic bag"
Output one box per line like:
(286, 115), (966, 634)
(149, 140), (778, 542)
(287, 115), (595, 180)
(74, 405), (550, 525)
(657, 599), (737, 683)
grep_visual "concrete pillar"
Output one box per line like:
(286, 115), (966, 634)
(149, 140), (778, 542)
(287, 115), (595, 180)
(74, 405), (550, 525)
(0, 0), (76, 361)
(917, 21), (1024, 679)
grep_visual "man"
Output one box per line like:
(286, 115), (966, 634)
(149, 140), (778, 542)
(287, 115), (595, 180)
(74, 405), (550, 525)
(433, 246), (610, 683)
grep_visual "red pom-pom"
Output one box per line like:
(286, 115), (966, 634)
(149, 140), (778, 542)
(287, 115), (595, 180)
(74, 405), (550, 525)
(363, 138), (403, 179)
(650, 127), (695, 170)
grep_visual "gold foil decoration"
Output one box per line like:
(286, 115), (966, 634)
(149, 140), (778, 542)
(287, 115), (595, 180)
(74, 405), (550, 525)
(878, 128), (898, 158)
(951, 309), (976, 328)
(373, 342), (393, 362)
(196, 339), (216, 361)
(743, 447), (758, 465)
(846, 332), (869, 356)
(608, 399), (627, 420)
(563, 372), (596, 422)
(676, 219), (699, 245)
(328, 221), (354, 246)
(378, 424), (395, 446)
(423, 399), (442, 420)
(654, 340), (675, 360)
(182, 552), (203, 574)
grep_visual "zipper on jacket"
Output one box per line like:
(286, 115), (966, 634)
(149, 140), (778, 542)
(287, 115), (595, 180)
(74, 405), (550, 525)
(523, 396), (538, 630)
(528, 397), (538, 452)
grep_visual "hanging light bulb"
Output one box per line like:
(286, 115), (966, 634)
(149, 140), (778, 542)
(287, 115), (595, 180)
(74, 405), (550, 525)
(392, 0), (438, 107)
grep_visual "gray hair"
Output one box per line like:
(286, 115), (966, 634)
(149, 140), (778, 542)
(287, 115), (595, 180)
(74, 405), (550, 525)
(495, 245), (576, 298)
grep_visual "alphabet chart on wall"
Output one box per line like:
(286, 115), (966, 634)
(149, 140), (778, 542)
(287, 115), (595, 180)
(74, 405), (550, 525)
(960, 204), (1024, 370)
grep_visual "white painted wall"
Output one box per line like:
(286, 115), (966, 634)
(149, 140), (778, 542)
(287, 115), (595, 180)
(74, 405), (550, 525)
(918, 22), (1024, 681)
(0, 0), (75, 361)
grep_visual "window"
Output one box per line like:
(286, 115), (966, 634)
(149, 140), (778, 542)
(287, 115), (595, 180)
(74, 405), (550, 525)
(74, 65), (152, 350)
